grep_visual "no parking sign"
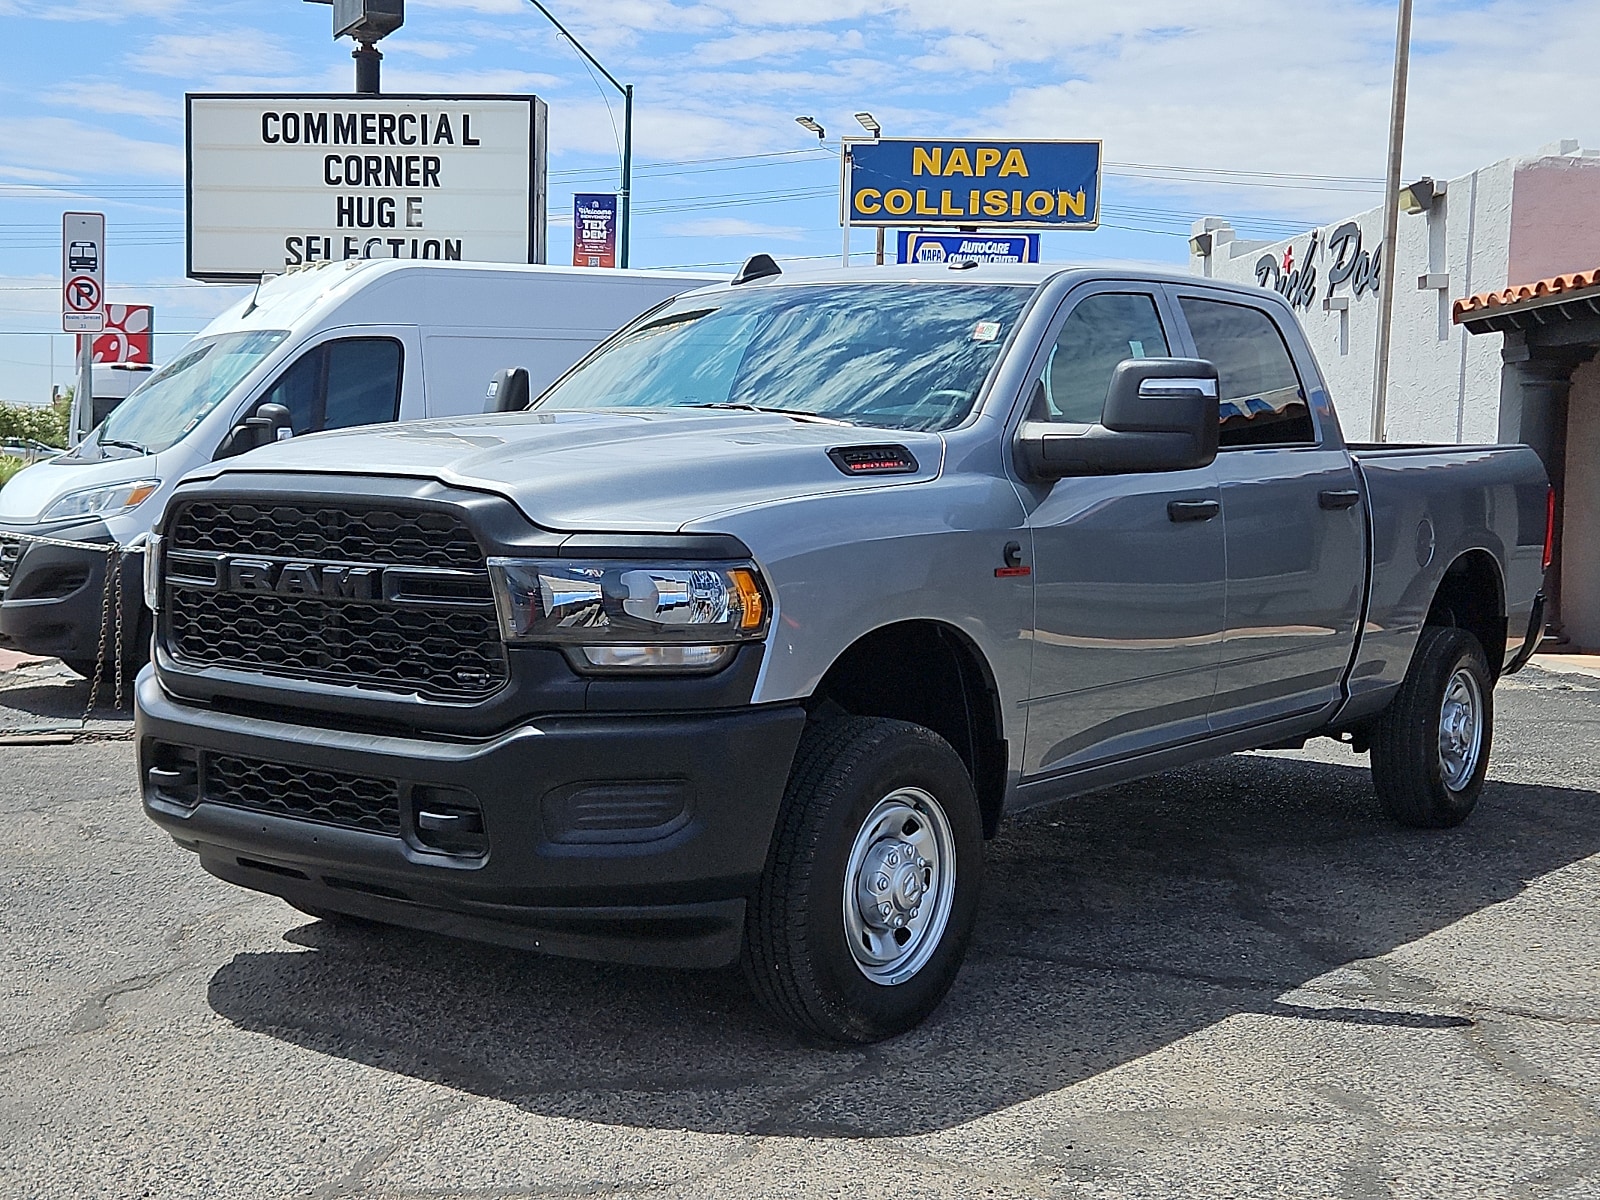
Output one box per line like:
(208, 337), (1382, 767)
(62, 212), (106, 334)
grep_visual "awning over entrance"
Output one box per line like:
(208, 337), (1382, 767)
(1455, 268), (1600, 335)
(1456, 267), (1600, 650)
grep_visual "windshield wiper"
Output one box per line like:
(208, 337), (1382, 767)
(680, 402), (855, 427)
(99, 438), (152, 456)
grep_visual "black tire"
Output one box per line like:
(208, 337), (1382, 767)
(742, 716), (983, 1044)
(1371, 626), (1494, 829)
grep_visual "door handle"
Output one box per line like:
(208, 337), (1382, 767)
(1167, 498), (1220, 523)
(1319, 489), (1361, 510)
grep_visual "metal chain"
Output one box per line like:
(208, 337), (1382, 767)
(113, 548), (126, 712)
(83, 549), (114, 717)
(0, 531), (142, 720)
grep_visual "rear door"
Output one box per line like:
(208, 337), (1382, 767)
(1169, 290), (1365, 731)
(1021, 284), (1226, 777)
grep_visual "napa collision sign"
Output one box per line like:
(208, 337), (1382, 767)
(186, 93), (548, 282)
(844, 138), (1101, 229)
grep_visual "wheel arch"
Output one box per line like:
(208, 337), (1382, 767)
(808, 619), (1008, 838)
(1426, 548), (1507, 677)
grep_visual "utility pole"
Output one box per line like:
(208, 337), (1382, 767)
(526, 0), (633, 268)
(1371, 0), (1414, 443)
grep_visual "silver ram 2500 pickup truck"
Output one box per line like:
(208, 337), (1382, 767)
(135, 262), (1549, 1043)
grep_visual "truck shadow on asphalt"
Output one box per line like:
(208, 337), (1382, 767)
(205, 751), (1600, 1137)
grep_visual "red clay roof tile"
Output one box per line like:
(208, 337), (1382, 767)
(1454, 268), (1600, 322)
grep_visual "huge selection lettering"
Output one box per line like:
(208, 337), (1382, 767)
(262, 108), (486, 267)
(1255, 221), (1383, 310)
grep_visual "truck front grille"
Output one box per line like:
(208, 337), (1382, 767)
(206, 752), (400, 835)
(161, 500), (507, 700)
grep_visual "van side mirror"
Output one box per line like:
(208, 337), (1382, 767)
(485, 367), (530, 413)
(245, 403), (295, 447)
(1014, 358), (1221, 481)
(216, 402), (295, 459)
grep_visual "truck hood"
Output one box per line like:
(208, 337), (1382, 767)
(190, 409), (944, 532)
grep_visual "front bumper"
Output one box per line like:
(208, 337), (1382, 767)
(136, 669), (807, 967)
(0, 518), (141, 660)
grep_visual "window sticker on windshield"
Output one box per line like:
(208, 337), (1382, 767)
(1129, 340), (1147, 358)
(972, 321), (1001, 342)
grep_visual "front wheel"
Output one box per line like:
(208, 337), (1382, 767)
(1370, 626), (1494, 828)
(743, 717), (983, 1043)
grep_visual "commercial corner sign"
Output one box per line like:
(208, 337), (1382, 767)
(572, 193), (618, 268)
(898, 231), (1039, 265)
(846, 138), (1101, 229)
(62, 211), (106, 333)
(186, 93), (548, 282)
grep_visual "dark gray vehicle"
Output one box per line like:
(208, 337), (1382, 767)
(135, 263), (1550, 1043)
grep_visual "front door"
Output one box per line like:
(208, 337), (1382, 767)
(1021, 286), (1226, 778)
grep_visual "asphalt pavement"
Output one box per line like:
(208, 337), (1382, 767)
(1, 662), (1596, 1199)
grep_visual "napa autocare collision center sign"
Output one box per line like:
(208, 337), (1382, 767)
(187, 94), (548, 282)
(845, 138), (1101, 229)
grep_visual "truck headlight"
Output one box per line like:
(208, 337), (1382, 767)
(39, 479), (161, 523)
(487, 558), (769, 673)
(141, 533), (163, 612)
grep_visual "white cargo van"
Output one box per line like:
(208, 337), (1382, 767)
(0, 258), (719, 675)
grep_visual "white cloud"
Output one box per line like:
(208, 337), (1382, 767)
(662, 217), (806, 239)
(0, 118), (182, 181)
(388, 39), (474, 61)
(127, 30), (301, 80)
(382, 66), (564, 93)
(48, 84), (179, 123)
(693, 29), (863, 66)
(1, 0), (190, 20)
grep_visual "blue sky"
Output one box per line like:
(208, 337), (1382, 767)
(0, 0), (1596, 401)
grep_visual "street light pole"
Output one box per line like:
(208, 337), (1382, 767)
(1371, 0), (1415, 443)
(855, 112), (884, 265)
(525, 0), (633, 268)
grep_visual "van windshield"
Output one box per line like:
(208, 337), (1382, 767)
(80, 330), (289, 458)
(533, 283), (1034, 432)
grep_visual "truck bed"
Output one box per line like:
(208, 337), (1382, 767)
(1340, 442), (1548, 720)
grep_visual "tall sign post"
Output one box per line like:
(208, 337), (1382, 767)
(62, 212), (106, 448)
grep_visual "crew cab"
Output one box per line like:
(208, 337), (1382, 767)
(134, 262), (1550, 1043)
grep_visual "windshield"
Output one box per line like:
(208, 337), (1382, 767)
(80, 330), (289, 458)
(534, 283), (1034, 432)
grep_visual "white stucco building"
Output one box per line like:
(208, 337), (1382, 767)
(1191, 141), (1600, 648)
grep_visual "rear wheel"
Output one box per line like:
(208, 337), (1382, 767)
(742, 716), (983, 1043)
(1370, 626), (1493, 828)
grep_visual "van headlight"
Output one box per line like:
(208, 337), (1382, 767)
(487, 558), (769, 674)
(39, 479), (161, 523)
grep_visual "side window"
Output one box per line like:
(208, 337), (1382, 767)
(253, 338), (402, 437)
(1037, 293), (1169, 423)
(324, 339), (402, 430)
(258, 348), (321, 436)
(1178, 298), (1315, 447)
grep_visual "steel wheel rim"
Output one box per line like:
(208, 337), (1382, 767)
(842, 786), (957, 987)
(1438, 666), (1484, 791)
